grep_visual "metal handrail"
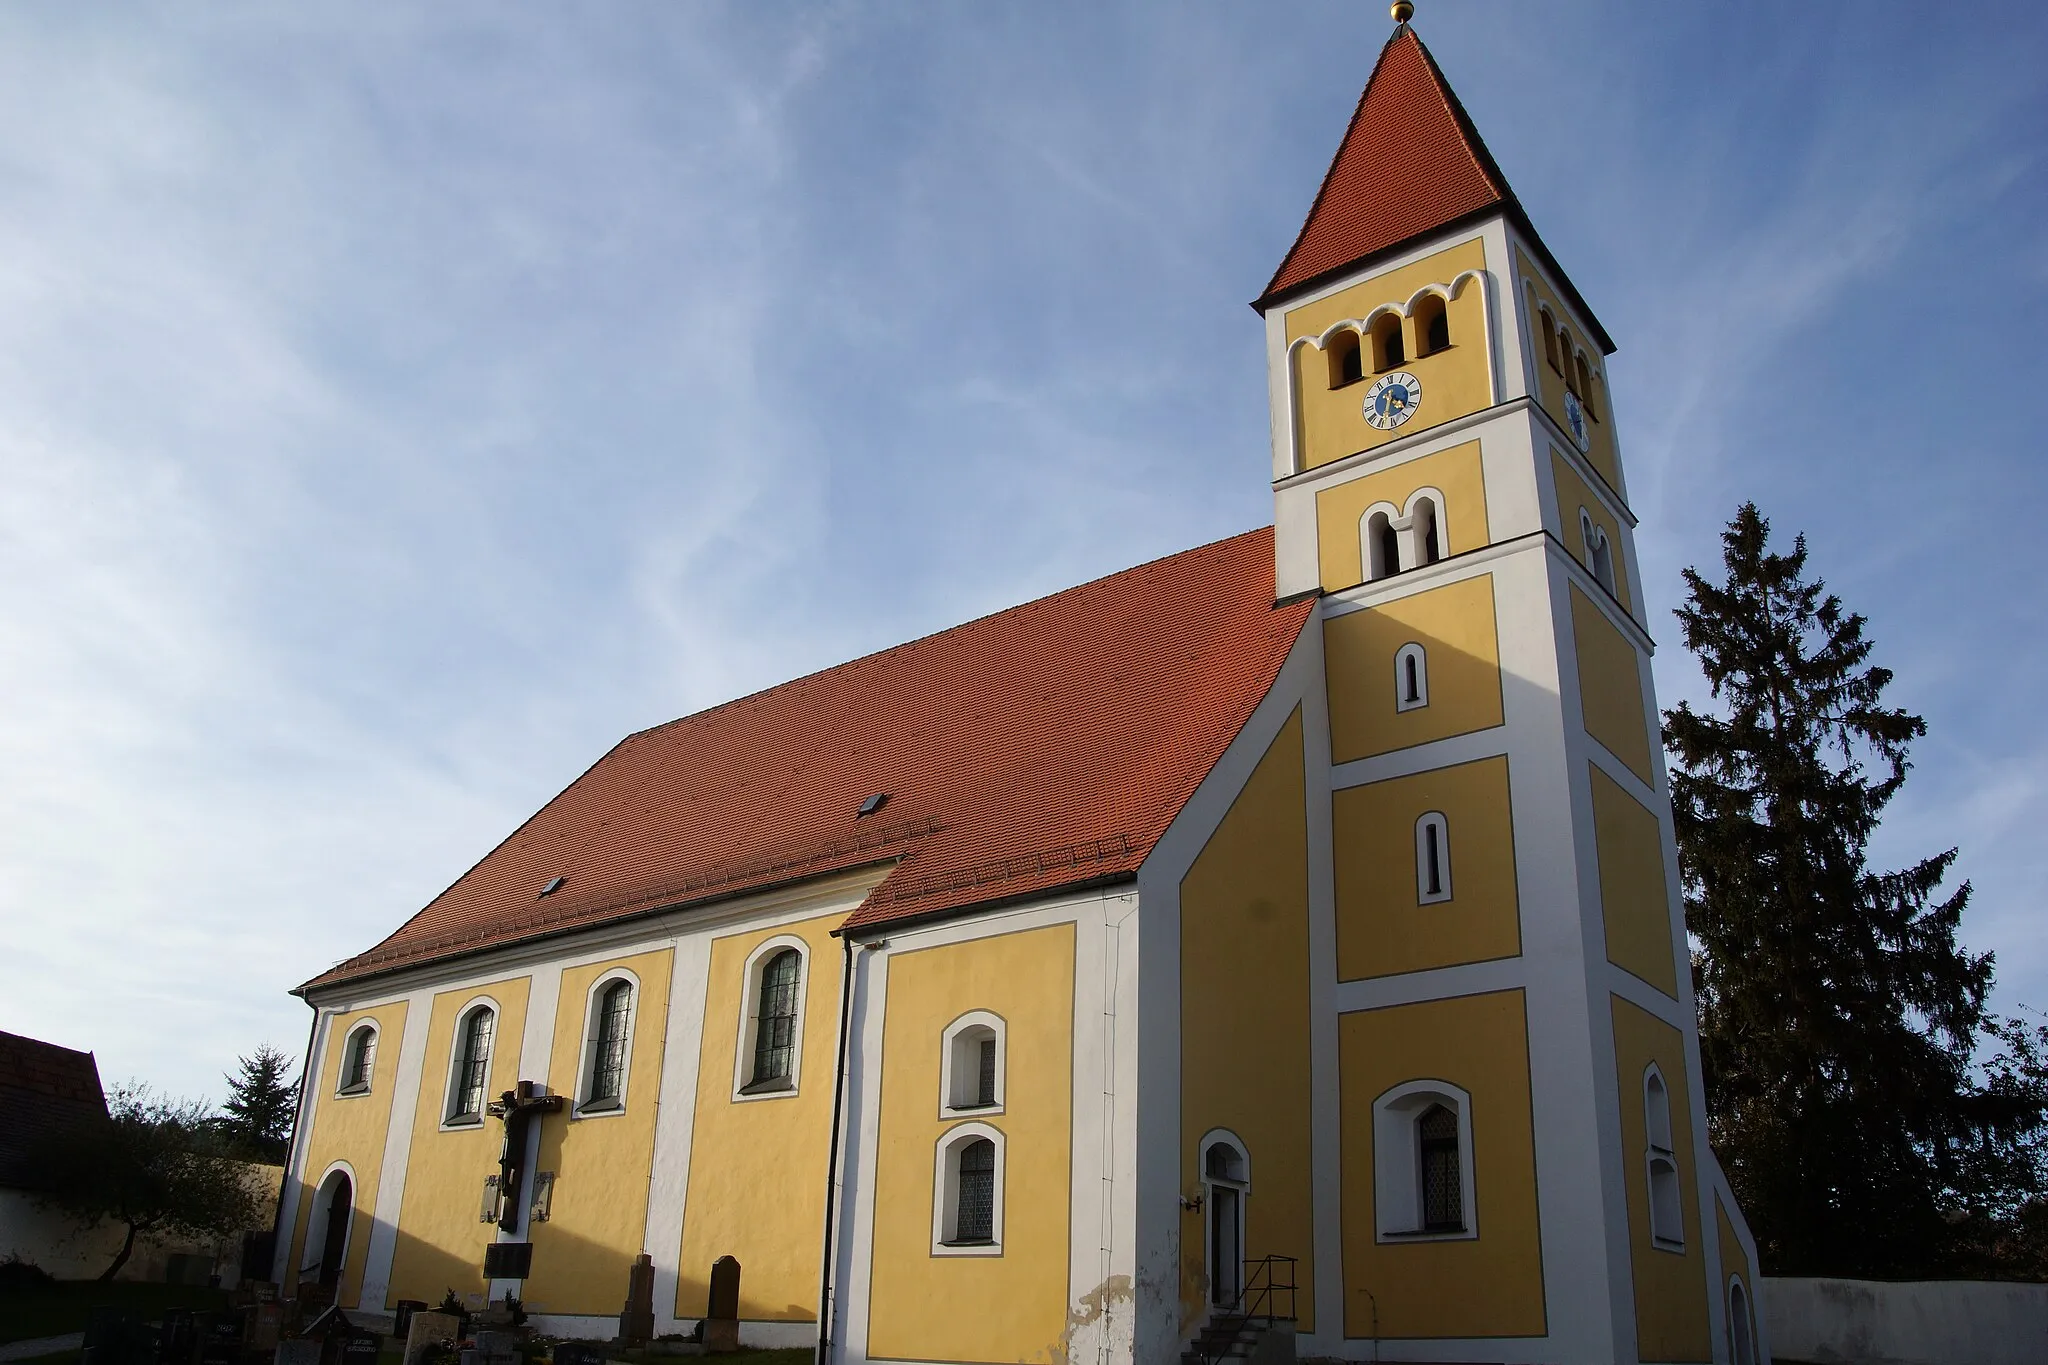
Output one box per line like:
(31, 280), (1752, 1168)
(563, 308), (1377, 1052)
(1194, 1255), (1297, 1364)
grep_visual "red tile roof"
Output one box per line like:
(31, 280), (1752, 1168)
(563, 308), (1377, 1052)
(303, 529), (1313, 992)
(0, 1030), (107, 1190)
(1258, 25), (1510, 308)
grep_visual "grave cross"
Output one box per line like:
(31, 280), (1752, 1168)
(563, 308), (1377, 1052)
(485, 1081), (563, 1232)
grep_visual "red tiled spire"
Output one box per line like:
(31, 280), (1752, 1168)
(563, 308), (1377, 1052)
(1257, 25), (1513, 309)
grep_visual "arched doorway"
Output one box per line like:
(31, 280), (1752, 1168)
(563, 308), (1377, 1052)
(303, 1168), (353, 1290)
(1202, 1135), (1249, 1308)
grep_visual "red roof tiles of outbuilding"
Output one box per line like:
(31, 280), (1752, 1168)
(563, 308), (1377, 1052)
(302, 528), (1312, 992)
(1257, 25), (1510, 308)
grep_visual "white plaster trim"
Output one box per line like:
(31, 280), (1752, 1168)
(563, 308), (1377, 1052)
(730, 934), (811, 1101)
(646, 932), (710, 1335)
(359, 986), (431, 1310)
(1394, 641), (1430, 713)
(1414, 811), (1453, 905)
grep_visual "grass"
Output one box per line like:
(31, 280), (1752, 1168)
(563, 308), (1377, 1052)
(0, 1281), (230, 1346)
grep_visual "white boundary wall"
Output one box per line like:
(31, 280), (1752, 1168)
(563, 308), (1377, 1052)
(1763, 1276), (2048, 1365)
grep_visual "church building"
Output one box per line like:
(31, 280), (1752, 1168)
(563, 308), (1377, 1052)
(275, 10), (1767, 1364)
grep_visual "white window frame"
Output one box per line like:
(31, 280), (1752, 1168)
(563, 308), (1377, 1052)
(334, 1020), (378, 1097)
(299, 1160), (357, 1283)
(931, 1121), (1005, 1256)
(440, 996), (500, 1130)
(1644, 1064), (1684, 1250)
(1414, 811), (1452, 905)
(939, 1010), (1007, 1117)
(1728, 1275), (1755, 1365)
(573, 967), (641, 1117)
(1401, 487), (1448, 568)
(1394, 642), (1429, 713)
(1580, 508), (1616, 595)
(732, 935), (809, 1101)
(1372, 1079), (1478, 1242)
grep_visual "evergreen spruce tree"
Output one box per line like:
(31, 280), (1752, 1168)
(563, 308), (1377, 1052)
(1665, 502), (2045, 1277)
(217, 1045), (300, 1163)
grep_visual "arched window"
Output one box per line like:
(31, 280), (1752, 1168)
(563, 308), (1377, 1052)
(942, 1012), (1005, 1114)
(1365, 509), (1400, 582)
(1645, 1067), (1683, 1248)
(1409, 496), (1441, 566)
(1327, 330), (1363, 388)
(584, 978), (634, 1109)
(1415, 812), (1452, 905)
(1728, 1277), (1755, 1365)
(1394, 643), (1429, 712)
(446, 1004), (496, 1124)
(1369, 312), (1405, 372)
(748, 949), (802, 1091)
(932, 1123), (1005, 1254)
(1200, 1133), (1250, 1306)
(1586, 369), (1604, 422)
(301, 1165), (354, 1287)
(1413, 294), (1449, 355)
(337, 1023), (376, 1095)
(1562, 339), (1582, 396)
(1575, 354), (1596, 413)
(1580, 510), (1616, 595)
(1371, 1082), (1475, 1240)
(1539, 307), (1560, 371)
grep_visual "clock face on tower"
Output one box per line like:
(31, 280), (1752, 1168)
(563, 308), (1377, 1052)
(1363, 371), (1422, 431)
(1563, 388), (1591, 452)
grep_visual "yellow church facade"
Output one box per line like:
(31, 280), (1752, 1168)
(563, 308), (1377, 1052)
(276, 16), (1766, 1365)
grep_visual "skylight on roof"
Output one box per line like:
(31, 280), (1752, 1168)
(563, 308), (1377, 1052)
(539, 876), (566, 897)
(857, 793), (889, 818)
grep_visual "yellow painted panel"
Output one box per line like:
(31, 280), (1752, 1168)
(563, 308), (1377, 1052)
(1286, 240), (1491, 470)
(1571, 585), (1655, 784)
(388, 976), (533, 1306)
(1611, 996), (1712, 1363)
(285, 1001), (407, 1309)
(1517, 247), (1620, 492)
(1717, 1194), (1757, 1354)
(1591, 765), (1679, 998)
(1338, 991), (1544, 1338)
(676, 913), (844, 1322)
(1332, 756), (1520, 982)
(1323, 575), (1504, 763)
(1313, 441), (1490, 593)
(866, 923), (1075, 1365)
(523, 948), (674, 1314)
(1551, 449), (1634, 617)
(1178, 710), (1316, 1333)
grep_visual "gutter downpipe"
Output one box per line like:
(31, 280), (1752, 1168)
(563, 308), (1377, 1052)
(815, 934), (857, 1365)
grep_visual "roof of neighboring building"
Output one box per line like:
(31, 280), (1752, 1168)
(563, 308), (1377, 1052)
(1256, 24), (1615, 352)
(0, 1030), (107, 1191)
(303, 528), (1314, 993)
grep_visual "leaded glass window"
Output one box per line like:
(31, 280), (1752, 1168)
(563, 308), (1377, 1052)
(588, 980), (633, 1104)
(750, 950), (801, 1086)
(1419, 1103), (1462, 1232)
(450, 1007), (495, 1121)
(976, 1038), (997, 1108)
(341, 1026), (375, 1092)
(954, 1138), (995, 1243)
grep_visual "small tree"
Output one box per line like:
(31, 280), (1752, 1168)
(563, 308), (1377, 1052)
(31, 1085), (264, 1281)
(216, 1046), (299, 1163)
(1665, 502), (2048, 1277)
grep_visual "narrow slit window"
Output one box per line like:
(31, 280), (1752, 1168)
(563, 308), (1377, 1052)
(976, 1038), (997, 1107)
(1395, 643), (1429, 713)
(1416, 812), (1452, 904)
(1646, 1069), (1683, 1247)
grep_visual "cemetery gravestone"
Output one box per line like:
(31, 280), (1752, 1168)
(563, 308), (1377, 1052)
(703, 1257), (740, 1354)
(402, 1312), (461, 1365)
(618, 1254), (655, 1347)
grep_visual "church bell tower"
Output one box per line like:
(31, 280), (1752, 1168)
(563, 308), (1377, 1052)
(1253, 6), (1764, 1361)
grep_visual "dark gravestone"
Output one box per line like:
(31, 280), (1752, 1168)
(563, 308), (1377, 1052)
(198, 1313), (243, 1365)
(618, 1253), (655, 1347)
(391, 1302), (427, 1341)
(339, 1332), (381, 1365)
(481, 1242), (532, 1281)
(83, 1307), (133, 1365)
(703, 1257), (740, 1354)
(158, 1310), (196, 1365)
(551, 1344), (605, 1365)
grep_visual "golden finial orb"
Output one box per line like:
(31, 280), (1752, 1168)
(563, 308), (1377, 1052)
(1391, 1), (1415, 22)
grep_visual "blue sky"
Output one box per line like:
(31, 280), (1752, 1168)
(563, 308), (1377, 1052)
(0, 2), (2041, 1104)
